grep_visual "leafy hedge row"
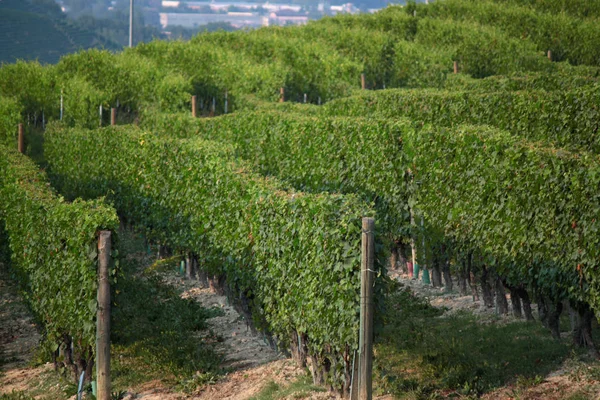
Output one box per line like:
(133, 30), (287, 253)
(0, 97), (21, 145)
(44, 123), (379, 391)
(404, 124), (600, 313)
(413, 17), (550, 78)
(0, 61), (58, 122)
(419, 0), (600, 66)
(141, 111), (411, 239)
(1, 2), (593, 132)
(443, 65), (600, 92)
(0, 51), (193, 129)
(492, 0), (600, 19)
(323, 86), (600, 153)
(0, 143), (118, 370)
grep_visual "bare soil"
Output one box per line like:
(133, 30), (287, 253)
(0, 268), (41, 372)
(161, 272), (282, 370)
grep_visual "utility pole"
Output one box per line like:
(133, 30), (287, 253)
(129, 0), (134, 48)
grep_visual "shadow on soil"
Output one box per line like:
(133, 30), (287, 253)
(374, 284), (573, 399)
(110, 228), (225, 392)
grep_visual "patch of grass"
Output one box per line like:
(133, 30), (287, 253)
(0, 393), (36, 400)
(375, 287), (572, 398)
(0, 368), (79, 400)
(515, 374), (544, 388)
(249, 373), (325, 400)
(566, 391), (593, 400)
(250, 381), (281, 400)
(569, 358), (600, 382)
(110, 228), (225, 392)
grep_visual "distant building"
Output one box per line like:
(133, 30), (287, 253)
(159, 0), (366, 29)
(330, 3), (359, 14)
(159, 12), (265, 28)
(268, 11), (308, 26)
(161, 1), (301, 12)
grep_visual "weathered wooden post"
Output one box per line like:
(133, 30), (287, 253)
(359, 217), (375, 400)
(185, 253), (194, 280)
(280, 87), (285, 103)
(453, 61), (459, 74)
(110, 108), (116, 126)
(18, 124), (24, 154)
(547, 50), (552, 61)
(224, 90), (228, 114)
(303, 93), (307, 104)
(96, 231), (111, 400)
(99, 105), (103, 127)
(361, 73), (366, 90)
(192, 95), (197, 118)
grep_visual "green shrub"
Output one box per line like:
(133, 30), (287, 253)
(141, 111), (412, 239)
(323, 86), (600, 153)
(0, 97), (22, 145)
(0, 143), (118, 374)
(405, 124), (600, 310)
(45, 123), (380, 391)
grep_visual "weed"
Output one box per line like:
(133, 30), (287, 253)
(249, 373), (324, 400)
(515, 374), (544, 388)
(179, 371), (221, 394)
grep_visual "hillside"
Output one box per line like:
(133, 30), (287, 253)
(0, 0), (119, 65)
(3, 0), (600, 399)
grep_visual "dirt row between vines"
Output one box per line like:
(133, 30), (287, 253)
(2, 262), (600, 399)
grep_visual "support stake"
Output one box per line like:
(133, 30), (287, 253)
(18, 124), (24, 154)
(96, 231), (112, 400)
(359, 217), (375, 400)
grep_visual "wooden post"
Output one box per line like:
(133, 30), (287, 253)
(192, 95), (197, 118)
(185, 253), (193, 280)
(110, 108), (116, 126)
(359, 217), (375, 400)
(410, 207), (417, 278)
(318, 97), (321, 106)
(18, 124), (24, 154)
(279, 87), (285, 103)
(361, 73), (366, 90)
(96, 231), (111, 400)
(453, 61), (459, 74)
(303, 93), (307, 104)
(60, 90), (64, 121)
(99, 105), (103, 127)
(212, 97), (216, 114)
(547, 50), (552, 61)
(224, 90), (228, 114)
